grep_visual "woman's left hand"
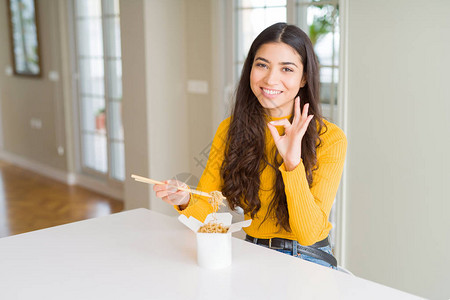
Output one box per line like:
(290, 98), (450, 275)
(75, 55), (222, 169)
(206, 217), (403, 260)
(267, 97), (314, 171)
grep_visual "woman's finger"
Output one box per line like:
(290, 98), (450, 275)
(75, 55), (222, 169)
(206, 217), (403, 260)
(164, 190), (189, 205)
(301, 103), (310, 122)
(155, 189), (177, 198)
(162, 195), (178, 205)
(153, 184), (177, 193)
(167, 179), (188, 190)
(153, 184), (165, 192)
(268, 118), (291, 129)
(293, 102), (310, 132)
(298, 114), (314, 136)
(292, 97), (301, 124)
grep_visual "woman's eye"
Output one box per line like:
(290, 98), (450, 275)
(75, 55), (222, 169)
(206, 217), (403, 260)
(256, 63), (268, 69)
(282, 67), (294, 72)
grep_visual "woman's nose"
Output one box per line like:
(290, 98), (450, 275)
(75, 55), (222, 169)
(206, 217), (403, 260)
(264, 69), (279, 85)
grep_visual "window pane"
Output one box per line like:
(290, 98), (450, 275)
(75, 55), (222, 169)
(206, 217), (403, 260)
(240, 0), (286, 7)
(319, 67), (332, 104)
(104, 0), (120, 15)
(75, 0), (101, 17)
(264, 7), (287, 31)
(82, 133), (107, 173)
(81, 97), (105, 132)
(107, 59), (122, 99)
(238, 7), (286, 62)
(108, 101), (123, 140)
(333, 66), (339, 83)
(320, 66), (333, 83)
(111, 141), (125, 181)
(104, 17), (121, 58)
(319, 67), (338, 106)
(79, 58), (104, 96)
(315, 32), (333, 66)
(76, 18), (103, 57)
(306, 5), (337, 66)
(10, 0), (40, 74)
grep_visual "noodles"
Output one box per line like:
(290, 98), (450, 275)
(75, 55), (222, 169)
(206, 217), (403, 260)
(198, 221), (229, 233)
(209, 191), (225, 212)
(197, 190), (228, 233)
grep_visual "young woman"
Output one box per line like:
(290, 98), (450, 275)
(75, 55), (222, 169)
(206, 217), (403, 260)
(154, 22), (347, 269)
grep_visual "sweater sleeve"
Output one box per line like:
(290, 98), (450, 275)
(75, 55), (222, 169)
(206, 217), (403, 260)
(279, 124), (347, 246)
(174, 119), (230, 222)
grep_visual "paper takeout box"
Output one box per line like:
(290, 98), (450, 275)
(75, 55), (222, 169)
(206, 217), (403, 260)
(178, 213), (252, 269)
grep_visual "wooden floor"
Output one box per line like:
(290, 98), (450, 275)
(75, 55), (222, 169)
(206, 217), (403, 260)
(0, 160), (123, 238)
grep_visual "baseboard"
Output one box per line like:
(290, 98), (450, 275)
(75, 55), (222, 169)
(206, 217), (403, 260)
(0, 150), (123, 201)
(74, 173), (123, 200)
(0, 150), (74, 184)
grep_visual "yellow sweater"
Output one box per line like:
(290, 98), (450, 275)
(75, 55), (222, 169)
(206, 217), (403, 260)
(177, 116), (347, 246)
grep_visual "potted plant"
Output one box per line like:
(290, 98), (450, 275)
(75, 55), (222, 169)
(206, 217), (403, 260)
(95, 108), (106, 132)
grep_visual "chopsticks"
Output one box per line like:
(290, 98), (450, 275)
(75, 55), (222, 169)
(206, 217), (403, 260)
(131, 174), (212, 198)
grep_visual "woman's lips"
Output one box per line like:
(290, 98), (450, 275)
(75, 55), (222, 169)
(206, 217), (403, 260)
(261, 87), (283, 98)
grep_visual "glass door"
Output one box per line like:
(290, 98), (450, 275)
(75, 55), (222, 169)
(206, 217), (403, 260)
(73, 0), (124, 183)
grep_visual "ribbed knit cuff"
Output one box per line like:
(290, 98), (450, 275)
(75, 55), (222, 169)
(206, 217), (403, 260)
(173, 196), (191, 213)
(278, 160), (310, 198)
(173, 194), (213, 223)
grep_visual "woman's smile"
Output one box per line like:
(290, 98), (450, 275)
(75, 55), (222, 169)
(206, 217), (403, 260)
(261, 87), (283, 97)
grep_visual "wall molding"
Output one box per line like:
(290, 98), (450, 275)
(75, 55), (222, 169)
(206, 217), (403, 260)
(0, 150), (123, 201)
(74, 172), (123, 201)
(335, 0), (349, 268)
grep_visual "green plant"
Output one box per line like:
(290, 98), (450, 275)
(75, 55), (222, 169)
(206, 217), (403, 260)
(308, 3), (339, 47)
(96, 108), (105, 116)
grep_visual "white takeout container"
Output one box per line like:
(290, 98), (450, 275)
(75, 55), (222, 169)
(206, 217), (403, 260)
(178, 213), (251, 269)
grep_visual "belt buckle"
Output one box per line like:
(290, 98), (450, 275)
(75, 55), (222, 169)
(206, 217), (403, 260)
(268, 238), (283, 250)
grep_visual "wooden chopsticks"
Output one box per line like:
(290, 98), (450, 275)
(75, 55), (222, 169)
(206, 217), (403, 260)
(131, 174), (212, 198)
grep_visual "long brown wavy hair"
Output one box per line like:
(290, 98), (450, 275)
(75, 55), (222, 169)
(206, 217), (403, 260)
(221, 23), (326, 232)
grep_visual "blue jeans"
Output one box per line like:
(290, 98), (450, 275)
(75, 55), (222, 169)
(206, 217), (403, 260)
(276, 240), (337, 270)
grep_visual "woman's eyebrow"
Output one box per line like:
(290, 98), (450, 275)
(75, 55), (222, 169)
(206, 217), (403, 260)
(255, 57), (298, 68)
(280, 61), (298, 68)
(255, 57), (270, 63)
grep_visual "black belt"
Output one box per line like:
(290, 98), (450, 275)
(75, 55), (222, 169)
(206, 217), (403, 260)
(245, 234), (337, 267)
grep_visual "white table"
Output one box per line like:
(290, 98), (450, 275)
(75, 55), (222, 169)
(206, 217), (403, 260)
(0, 209), (423, 300)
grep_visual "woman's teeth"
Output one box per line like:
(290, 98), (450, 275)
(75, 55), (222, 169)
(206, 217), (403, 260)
(262, 88), (282, 95)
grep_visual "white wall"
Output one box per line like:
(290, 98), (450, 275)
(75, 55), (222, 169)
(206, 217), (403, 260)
(345, 1), (450, 299)
(121, 0), (151, 210)
(144, 0), (189, 215)
(121, 0), (189, 216)
(0, 0), (68, 171)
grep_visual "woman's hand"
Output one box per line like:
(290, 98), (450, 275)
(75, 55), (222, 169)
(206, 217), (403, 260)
(153, 179), (191, 209)
(267, 97), (314, 171)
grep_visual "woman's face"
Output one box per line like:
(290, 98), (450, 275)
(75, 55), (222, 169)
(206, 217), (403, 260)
(250, 42), (305, 117)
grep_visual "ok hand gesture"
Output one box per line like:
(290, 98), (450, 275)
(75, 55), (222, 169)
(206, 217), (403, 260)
(267, 97), (314, 171)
